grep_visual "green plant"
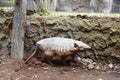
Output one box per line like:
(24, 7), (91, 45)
(9, 0), (14, 3)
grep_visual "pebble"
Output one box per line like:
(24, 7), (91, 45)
(81, 58), (95, 69)
(87, 63), (94, 69)
(72, 68), (76, 70)
(97, 78), (103, 80)
(108, 64), (114, 69)
(95, 65), (100, 70)
(34, 75), (38, 78)
(0, 59), (5, 66)
(28, 67), (32, 70)
(82, 58), (93, 63)
(35, 60), (42, 65)
(76, 56), (81, 61)
(43, 67), (49, 70)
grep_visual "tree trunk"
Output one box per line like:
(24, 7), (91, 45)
(27, 0), (38, 10)
(35, 0), (57, 11)
(49, 0), (57, 11)
(56, 0), (72, 12)
(11, 0), (27, 59)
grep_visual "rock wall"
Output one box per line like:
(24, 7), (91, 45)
(25, 15), (120, 60)
(0, 10), (13, 49)
(0, 10), (120, 61)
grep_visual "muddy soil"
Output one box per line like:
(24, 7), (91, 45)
(0, 48), (120, 80)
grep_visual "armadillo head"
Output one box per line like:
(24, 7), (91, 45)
(74, 41), (91, 51)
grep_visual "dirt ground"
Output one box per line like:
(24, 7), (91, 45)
(0, 48), (120, 80)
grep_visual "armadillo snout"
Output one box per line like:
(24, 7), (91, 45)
(75, 41), (91, 50)
(84, 45), (91, 49)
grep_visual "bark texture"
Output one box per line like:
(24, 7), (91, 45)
(11, 0), (26, 59)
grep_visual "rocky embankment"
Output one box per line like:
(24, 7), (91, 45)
(25, 15), (120, 62)
(0, 10), (120, 62)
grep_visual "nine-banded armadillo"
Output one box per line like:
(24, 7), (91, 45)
(25, 37), (90, 63)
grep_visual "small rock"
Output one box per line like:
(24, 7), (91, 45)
(97, 78), (103, 80)
(0, 59), (5, 65)
(34, 75), (37, 78)
(15, 66), (21, 72)
(2, 62), (5, 65)
(28, 67), (32, 70)
(92, 62), (96, 65)
(43, 67), (49, 70)
(72, 68), (76, 70)
(114, 66), (118, 69)
(82, 58), (93, 63)
(108, 64), (114, 69)
(95, 65), (100, 70)
(76, 56), (81, 61)
(35, 60), (42, 65)
(87, 63), (94, 69)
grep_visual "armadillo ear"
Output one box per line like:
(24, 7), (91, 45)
(74, 43), (79, 48)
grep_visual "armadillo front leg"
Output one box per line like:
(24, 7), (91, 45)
(72, 54), (87, 68)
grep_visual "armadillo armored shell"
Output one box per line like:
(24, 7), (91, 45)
(36, 37), (90, 52)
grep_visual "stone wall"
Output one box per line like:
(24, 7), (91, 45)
(0, 10), (120, 61)
(24, 15), (120, 60)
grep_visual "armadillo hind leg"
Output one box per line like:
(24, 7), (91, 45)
(42, 53), (54, 66)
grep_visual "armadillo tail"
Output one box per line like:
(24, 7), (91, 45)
(25, 46), (38, 63)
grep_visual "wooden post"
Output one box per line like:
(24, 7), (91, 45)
(11, 0), (27, 59)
